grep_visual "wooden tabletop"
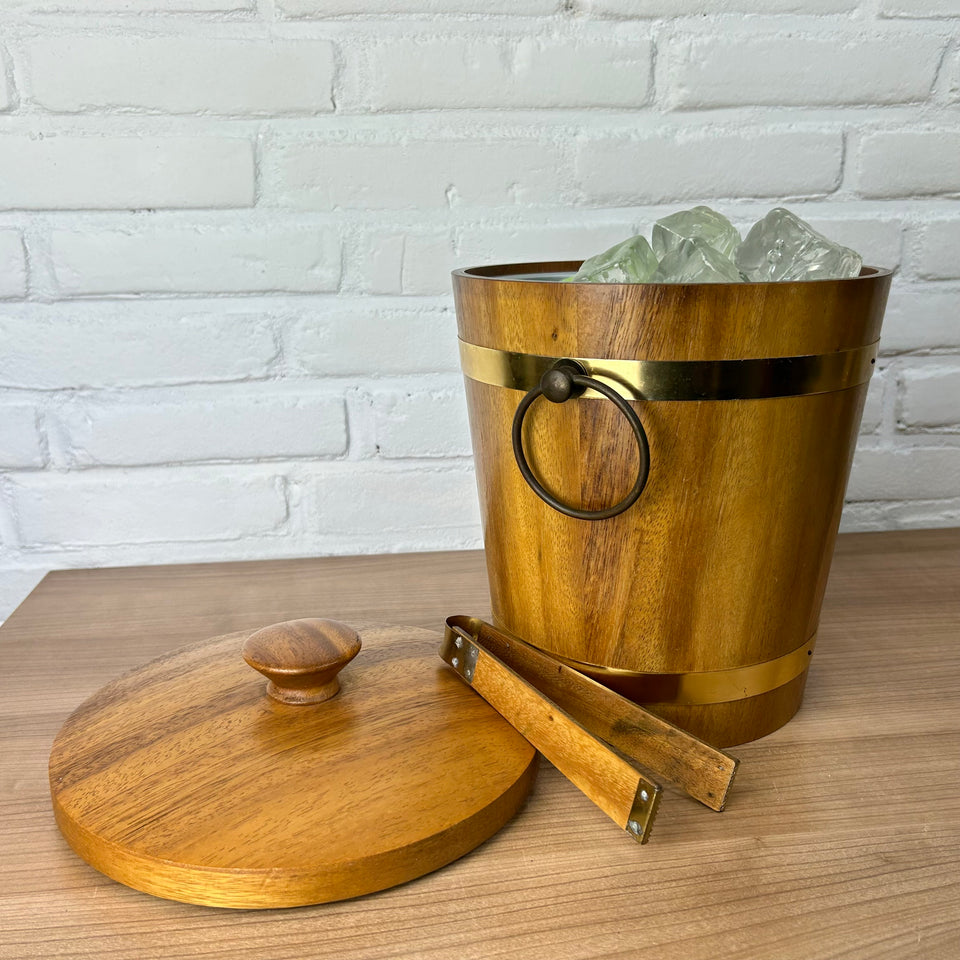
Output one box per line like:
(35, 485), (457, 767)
(2, 528), (959, 960)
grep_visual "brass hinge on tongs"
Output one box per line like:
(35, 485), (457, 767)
(439, 615), (739, 844)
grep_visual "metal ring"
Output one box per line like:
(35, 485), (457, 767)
(511, 360), (650, 521)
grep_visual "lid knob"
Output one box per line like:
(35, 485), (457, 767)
(242, 619), (361, 705)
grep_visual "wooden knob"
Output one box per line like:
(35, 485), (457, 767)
(242, 619), (361, 705)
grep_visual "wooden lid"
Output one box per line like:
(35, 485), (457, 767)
(49, 620), (538, 909)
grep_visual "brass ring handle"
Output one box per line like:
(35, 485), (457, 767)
(511, 360), (650, 521)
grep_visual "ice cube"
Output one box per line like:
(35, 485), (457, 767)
(652, 206), (742, 261)
(651, 237), (742, 284)
(566, 234), (658, 283)
(735, 208), (862, 282)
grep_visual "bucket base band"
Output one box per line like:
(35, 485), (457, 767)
(547, 635), (817, 706)
(460, 339), (878, 401)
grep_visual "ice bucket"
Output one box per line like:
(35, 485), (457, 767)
(453, 261), (891, 747)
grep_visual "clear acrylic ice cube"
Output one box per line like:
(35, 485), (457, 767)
(567, 235), (658, 284)
(735, 208), (862, 282)
(652, 206), (742, 261)
(651, 237), (743, 284)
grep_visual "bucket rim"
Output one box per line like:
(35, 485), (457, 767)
(452, 261), (893, 285)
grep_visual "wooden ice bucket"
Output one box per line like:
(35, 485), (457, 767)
(453, 262), (891, 747)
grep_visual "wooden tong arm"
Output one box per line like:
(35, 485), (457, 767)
(445, 616), (738, 812)
(440, 619), (661, 843)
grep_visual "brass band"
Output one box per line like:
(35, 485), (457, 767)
(549, 635), (817, 706)
(459, 339), (878, 401)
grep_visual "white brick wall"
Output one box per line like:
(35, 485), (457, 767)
(284, 304), (460, 375)
(0, 303), (280, 388)
(50, 223), (341, 295)
(587, 0), (857, 11)
(47, 386), (348, 467)
(0, 403), (44, 468)
(0, 231), (27, 298)
(357, 32), (652, 110)
(306, 463), (480, 543)
(878, 288), (960, 353)
(847, 448), (960, 501)
(900, 365), (960, 430)
(664, 32), (944, 108)
(362, 382), (472, 459)
(265, 137), (568, 210)
(280, 0), (559, 14)
(880, 0), (960, 16)
(15, 1), (251, 9)
(0, 136), (255, 210)
(915, 220), (960, 279)
(0, 2), (958, 621)
(0, 61), (9, 113)
(575, 130), (843, 204)
(9, 470), (290, 546)
(27, 38), (336, 116)
(857, 132), (960, 197)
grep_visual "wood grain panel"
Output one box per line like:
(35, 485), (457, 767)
(455, 263), (889, 359)
(0, 531), (958, 959)
(455, 265), (891, 745)
(48, 623), (536, 908)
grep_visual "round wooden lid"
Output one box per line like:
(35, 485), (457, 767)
(49, 620), (538, 909)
